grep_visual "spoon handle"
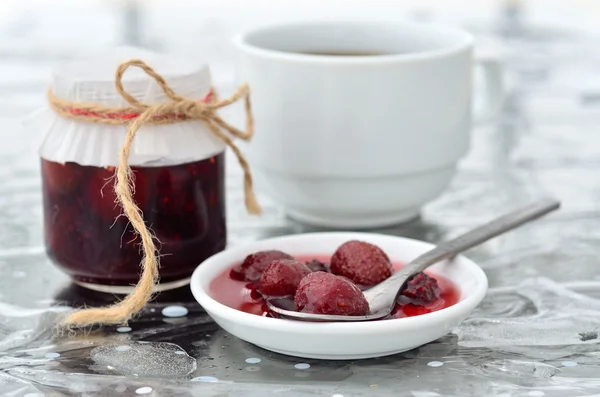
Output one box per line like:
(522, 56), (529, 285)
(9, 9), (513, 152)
(366, 198), (561, 311)
(404, 198), (561, 275)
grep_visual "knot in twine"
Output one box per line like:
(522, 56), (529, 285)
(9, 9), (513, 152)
(48, 59), (261, 327)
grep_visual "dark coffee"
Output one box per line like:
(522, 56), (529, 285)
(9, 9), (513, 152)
(297, 50), (390, 56)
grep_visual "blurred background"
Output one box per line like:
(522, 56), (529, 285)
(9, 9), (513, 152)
(1, 0), (600, 115)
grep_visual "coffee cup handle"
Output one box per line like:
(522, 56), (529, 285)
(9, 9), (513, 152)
(472, 55), (504, 125)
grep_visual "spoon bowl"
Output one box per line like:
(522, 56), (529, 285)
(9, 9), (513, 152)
(266, 297), (391, 322)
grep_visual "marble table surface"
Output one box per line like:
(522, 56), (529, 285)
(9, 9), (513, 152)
(1, 2), (600, 396)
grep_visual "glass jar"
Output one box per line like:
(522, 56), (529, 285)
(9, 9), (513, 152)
(32, 48), (228, 292)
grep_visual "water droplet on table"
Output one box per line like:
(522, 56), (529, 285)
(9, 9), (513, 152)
(135, 386), (153, 395)
(91, 341), (196, 377)
(162, 305), (188, 317)
(116, 326), (132, 333)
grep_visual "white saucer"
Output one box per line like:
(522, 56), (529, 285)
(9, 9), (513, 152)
(190, 232), (488, 360)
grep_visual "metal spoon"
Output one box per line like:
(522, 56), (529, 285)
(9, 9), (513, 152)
(267, 198), (560, 322)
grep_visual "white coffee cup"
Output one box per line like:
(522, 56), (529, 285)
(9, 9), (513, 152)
(234, 21), (503, 228)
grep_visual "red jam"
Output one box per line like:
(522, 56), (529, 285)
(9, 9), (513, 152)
(41, 153), (226, 286)
(210, 255), (460, 319)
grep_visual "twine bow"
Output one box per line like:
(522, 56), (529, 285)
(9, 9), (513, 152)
(48, 59), (261, 326)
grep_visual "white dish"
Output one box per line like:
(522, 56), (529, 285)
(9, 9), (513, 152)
(190, 232), (488, 360)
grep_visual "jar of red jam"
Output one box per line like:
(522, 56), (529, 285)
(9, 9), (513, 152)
(32, 49), (231, 293)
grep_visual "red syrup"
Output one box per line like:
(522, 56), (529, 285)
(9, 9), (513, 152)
(41, 153), (226, 286)
(210, 255), (460, 320)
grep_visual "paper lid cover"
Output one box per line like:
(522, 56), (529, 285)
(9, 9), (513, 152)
(30, 47), (225, 167)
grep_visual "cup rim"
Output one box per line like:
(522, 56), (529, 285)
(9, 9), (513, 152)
(233, 20), (474, 64)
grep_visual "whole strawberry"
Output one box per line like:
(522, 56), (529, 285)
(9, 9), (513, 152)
(233, 250), (294, 282)
(295, 272), (370, 316)
(258, 259), (312, 297)
(330, 240), (392, 286)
